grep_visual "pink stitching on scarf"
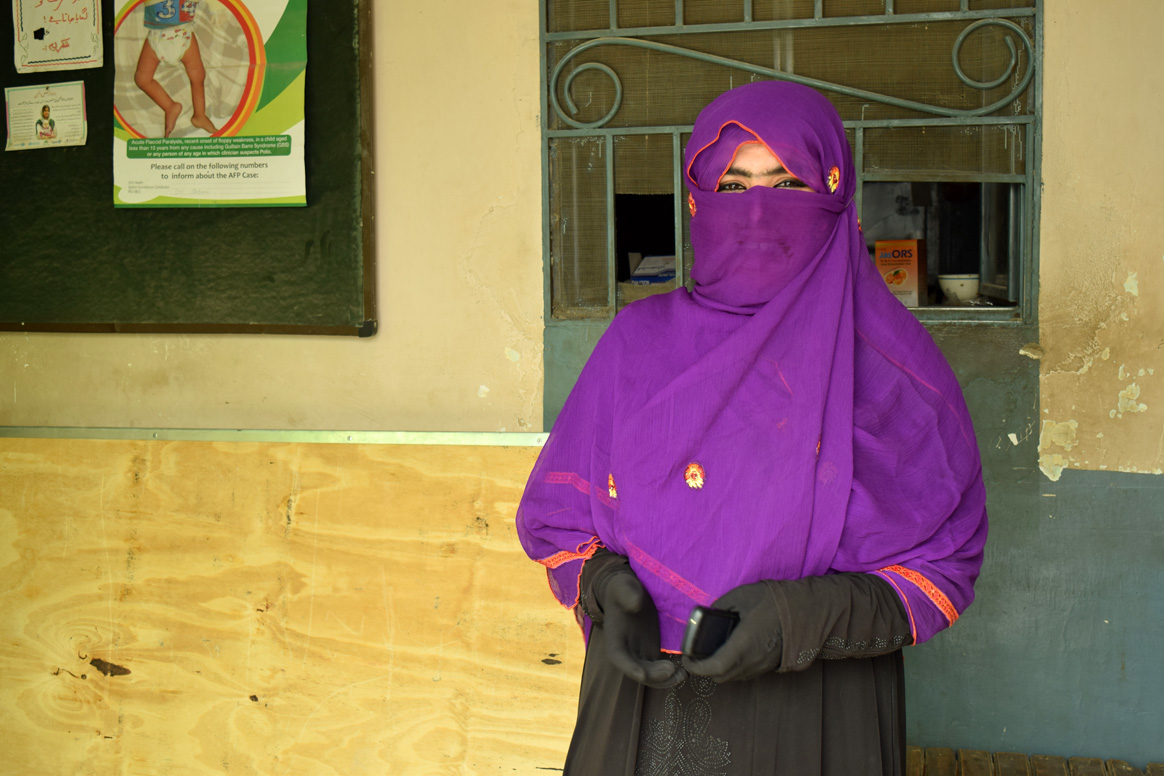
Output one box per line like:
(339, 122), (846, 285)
(546, 470), (617, 509)
(546, 471), (589, 494)
(623, 538), (714, 606)
(855, 328), (975, 448)
(768, 358), (794, 396)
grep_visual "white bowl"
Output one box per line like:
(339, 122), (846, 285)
(938, 274), (980, 302)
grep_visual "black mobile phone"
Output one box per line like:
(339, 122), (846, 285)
(681, 606), (740, 659)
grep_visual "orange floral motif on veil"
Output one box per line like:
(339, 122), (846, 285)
(827, 166), (840, 194)
(608, 473), (618, 499)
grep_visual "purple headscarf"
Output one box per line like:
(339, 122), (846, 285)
(518, 81), (987, 652)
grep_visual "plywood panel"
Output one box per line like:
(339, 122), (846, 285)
(1031, 755), (1070, 776)
(927, 747), (958, 776)
(995, 752), (1033, 776)
(0, 438), (579, 775)
(960, 749), (996, 776)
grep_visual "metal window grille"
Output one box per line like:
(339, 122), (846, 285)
(541, 0), (1040, 323)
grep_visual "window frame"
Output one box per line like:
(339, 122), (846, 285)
(540, 0), (1042, 325)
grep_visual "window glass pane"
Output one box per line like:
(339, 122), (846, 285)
(550, 138), (612, 317)
(614, 136), (676, 309)
(894, 0), (961, 12)
(970, 0), (1034, 9)
(792, 21), (1033, 120)
(752, 0), (816, 21)
(614, 134), (674, 195)
(863, 124), (1026, 177)
(618, 0), (676, 28)
(861, 181), (1019, 306)
(548, 36), (773, 130)
(684, 0), (746, 25)
(548, 20), (1033, 131)
(824, 0), (885, 16)
(980, 182), (1020, 299)
(548, 0), (610, 33)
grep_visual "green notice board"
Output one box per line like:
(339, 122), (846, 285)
(0, 0), (375, 336)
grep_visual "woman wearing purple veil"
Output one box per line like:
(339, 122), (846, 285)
(517, 81), (987, 775)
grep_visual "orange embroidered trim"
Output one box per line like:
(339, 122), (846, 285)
(685, 121), (798, 192)
(882, 565), (959, 627)
(872, 570), (916, 643)
(536, 538), (600, 570)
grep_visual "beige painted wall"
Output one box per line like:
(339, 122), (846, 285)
(0, 2), (544, 433)
(1037, 1), (1164, 479)
(5, 1), (1163, 478)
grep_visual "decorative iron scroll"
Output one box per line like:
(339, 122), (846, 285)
(550, 19), (1035, 129)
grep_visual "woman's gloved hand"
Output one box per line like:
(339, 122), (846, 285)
(583, 550), (687, 689)
(682, 580), (783, 683)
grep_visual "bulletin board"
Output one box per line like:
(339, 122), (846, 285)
(0, 0), (375, 336)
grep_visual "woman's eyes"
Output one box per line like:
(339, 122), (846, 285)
(716, 178), (808, 193)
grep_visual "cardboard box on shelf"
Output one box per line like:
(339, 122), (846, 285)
(874, 239), (927, 307)
(628, 253), (677, 285)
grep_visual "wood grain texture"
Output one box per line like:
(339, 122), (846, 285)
(960, 749), (996, 776)
(995, 751), (1033, 776)
(1070, 758), (1108, 776)
(1031, 755), (1071, 776)
(927, 747), (958, 776)
(907, 745), (925, 776)
(0, 438), (579, 775)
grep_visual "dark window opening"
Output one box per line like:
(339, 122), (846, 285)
(862, 181), (1019, 306)
(614, 194), (676, 281)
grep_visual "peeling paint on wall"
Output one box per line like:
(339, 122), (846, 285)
(1115, 382), (1147, 416)
(1037, 419), (1079, 482)
(1124, 272), (1139, 296)
(1039, 244), (1164, 474)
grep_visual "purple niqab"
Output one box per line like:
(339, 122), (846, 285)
(518, 81), (987, 652)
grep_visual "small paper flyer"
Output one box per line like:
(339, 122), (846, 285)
(4, 80), (87, 150)
(112, 0), (307, 207)
(12, 0), (104, 72)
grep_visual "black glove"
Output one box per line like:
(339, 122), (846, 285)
(682, 580), (783, 683)
(582, 550), (686, 689)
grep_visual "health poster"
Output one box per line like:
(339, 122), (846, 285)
(4, 80), (87, 150)
(12, 0), (103, 72)
(112, 0), (306, 207)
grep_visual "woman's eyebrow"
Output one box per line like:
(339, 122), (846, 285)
(722, 163), (793, 178)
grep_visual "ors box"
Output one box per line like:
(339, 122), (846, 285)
(874, 239), (927, 307)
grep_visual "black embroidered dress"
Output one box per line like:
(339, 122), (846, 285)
(565, 552), (913, 776)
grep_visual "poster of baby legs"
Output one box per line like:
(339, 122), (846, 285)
(112, 0), (307, 207)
